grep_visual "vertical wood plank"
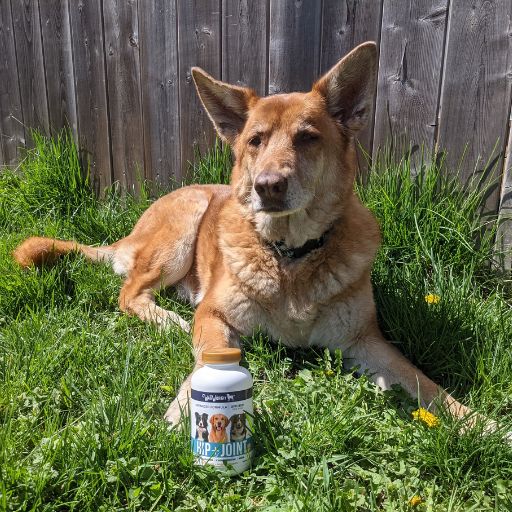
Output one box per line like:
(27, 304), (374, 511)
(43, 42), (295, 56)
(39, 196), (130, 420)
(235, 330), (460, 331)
(320, 0), (383, 168)
(177, 0), (221, 177)
(139, 0), (180, 188)
(497, 116), (512, 268)
(11, 0), (49, 140)
(320, 0), (383, 73)
(0, 0), (25, 163)
(373, 0), (449, 164)
(268, 0), (322, 94)
(69, 0), (112, 194)
(39, 0), (78, 138)
(437, 0), (512, 210)
(103, 0), (144, 192)
(222, 0), (268, 96)
(0, 123), (4, 165)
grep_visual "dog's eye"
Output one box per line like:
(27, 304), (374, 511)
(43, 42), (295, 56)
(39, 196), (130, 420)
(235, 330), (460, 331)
(248, 135), (261, 147)
(296, 131), (319, 144)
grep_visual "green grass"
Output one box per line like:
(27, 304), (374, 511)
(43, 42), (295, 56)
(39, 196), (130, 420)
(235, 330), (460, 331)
(1, 132), (512, 511)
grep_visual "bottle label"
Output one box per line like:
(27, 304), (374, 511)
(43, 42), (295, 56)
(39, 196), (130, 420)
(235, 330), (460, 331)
(190, 387), (253, 473)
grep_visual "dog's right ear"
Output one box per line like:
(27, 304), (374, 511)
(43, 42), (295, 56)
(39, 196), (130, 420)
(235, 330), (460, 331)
(209, 415), (215, 426)
(195, 412), (200, 421)
(192, 68), (257, 145)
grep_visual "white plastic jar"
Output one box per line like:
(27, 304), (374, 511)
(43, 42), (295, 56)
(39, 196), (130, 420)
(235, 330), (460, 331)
(190, 348), (253, 474)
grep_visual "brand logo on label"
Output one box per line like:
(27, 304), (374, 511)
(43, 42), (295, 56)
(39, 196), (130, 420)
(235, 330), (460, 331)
(191, 388), (252, 403)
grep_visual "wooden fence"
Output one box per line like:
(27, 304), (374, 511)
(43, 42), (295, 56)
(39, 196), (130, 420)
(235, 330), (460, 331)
(1, 1), (512, 236)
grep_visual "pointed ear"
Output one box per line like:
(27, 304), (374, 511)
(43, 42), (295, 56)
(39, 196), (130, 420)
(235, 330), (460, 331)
(192, 67), (257, 144)
(313, 41), (377, 134)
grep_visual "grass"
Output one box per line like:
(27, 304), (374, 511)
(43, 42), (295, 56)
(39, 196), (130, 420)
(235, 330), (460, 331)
(1, 132), (512, 511)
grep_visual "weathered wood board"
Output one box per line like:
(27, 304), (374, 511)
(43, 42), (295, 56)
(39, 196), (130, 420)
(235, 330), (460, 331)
(222, 0), (268, 96)
(102, 0), (144, 192)
(139, 0), (181, 188)
(177, 0), (221, 177)
(0, 0), (25, 163)
(11, 0), (49, 141)
(268, 0), (322, 94)
(437, 0), (512, 211)
(373, 0), (449, 166)
(39, 0), (78, 138)
(69, 0), (112, 194)
(320, 0), (383, 171)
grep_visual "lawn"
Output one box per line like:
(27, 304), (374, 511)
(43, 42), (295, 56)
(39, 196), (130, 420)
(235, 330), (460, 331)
(1, 133), (512, 511)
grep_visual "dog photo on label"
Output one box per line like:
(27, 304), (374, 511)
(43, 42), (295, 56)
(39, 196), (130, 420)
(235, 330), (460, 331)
(194, 412), (209, 442)
(209, 414), (230, 443)
(230, 414), (248, 442)
(14, 41), (493, 434)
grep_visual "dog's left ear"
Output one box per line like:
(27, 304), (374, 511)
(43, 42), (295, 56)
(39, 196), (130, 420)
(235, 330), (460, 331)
(313, 41), (377, 134)
(192, 68), (257, 145)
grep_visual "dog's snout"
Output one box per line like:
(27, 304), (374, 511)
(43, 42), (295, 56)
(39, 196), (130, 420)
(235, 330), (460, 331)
(254, 171), (288, 202)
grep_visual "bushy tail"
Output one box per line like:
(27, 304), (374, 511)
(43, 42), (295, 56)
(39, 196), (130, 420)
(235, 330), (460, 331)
(13, 236), (114, 268)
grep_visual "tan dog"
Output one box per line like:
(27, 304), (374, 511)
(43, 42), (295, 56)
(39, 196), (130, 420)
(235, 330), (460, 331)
(208, 414), (230, 443)
(14, 42), (475, 428)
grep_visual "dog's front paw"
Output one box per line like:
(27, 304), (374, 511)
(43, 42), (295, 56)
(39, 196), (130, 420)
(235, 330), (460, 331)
(163, 398), (188, 427)
(157, 310), (191, 334)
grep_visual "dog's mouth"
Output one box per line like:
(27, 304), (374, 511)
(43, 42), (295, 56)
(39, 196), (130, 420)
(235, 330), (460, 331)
(254, 204), (302, 217)
(254, 201), (288, 214)
(215, 425), (223, 431)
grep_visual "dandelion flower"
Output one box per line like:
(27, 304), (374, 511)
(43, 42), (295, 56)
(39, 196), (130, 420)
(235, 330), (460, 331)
(408, 495), (423, 507)
(412, 407), (440, 427)
(424, 293), (440, 304)
(324, 369), (334, 377)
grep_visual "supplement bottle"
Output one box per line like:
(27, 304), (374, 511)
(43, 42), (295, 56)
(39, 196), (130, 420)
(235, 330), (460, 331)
(190, 348), (253, 474)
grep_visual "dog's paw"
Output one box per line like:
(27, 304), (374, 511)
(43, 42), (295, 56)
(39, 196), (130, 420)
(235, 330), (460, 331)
(158, 312), (191, 334)
(502, 430), (512, 445)
(163, 398), (188, 428)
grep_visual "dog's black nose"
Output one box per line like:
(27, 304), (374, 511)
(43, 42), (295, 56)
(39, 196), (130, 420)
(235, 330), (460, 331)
(254, 171), (288, 203)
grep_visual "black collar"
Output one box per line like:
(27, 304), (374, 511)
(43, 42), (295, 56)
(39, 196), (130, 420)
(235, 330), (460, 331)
(265, 228), (332, 260)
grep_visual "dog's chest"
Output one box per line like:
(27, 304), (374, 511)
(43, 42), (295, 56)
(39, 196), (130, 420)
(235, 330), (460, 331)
(258, 295), (368, 349)
(223, 259), (370, 349)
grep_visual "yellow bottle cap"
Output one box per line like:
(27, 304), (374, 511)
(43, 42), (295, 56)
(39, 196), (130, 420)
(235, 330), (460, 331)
(202, 348), (241, 364)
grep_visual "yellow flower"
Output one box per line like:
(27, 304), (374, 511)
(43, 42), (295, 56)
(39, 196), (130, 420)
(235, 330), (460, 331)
(424, 293), (440, 304)
(324, 369), (334, 377)
(412, 407), (440, 427)
(408, 495), (423, 507)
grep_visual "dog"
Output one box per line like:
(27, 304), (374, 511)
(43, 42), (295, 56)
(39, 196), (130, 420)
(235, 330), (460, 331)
(209, 414), (230, 443)
(14, 41), (479, 431)
(194, 412), (209, 441)
(229, 413), (248, 442)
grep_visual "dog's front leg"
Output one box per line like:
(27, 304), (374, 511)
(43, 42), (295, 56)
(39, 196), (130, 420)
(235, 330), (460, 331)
(343, 332), (473, 420)
(164, 301), (240, 425)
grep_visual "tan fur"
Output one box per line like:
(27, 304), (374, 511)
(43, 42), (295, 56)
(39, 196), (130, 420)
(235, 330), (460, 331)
(14, 42), (486, 432)
(208, 414), (230, 443)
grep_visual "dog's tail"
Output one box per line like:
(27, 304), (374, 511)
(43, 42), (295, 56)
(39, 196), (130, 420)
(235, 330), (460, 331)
(13, 236), (114, 268)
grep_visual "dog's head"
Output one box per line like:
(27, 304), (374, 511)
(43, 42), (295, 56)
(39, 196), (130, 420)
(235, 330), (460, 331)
(209, 413), (230, 432)
(229, 413), (246, 434)
(192, 42), (377, 226)
(195, 412), (208, 429)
